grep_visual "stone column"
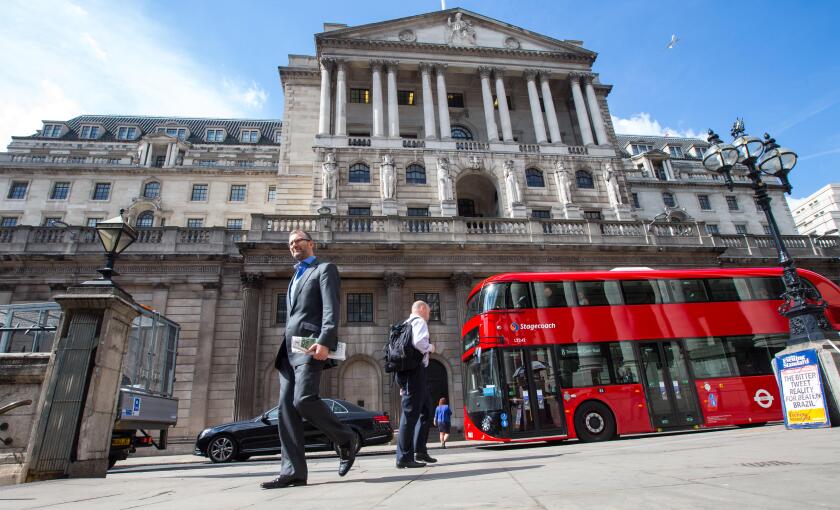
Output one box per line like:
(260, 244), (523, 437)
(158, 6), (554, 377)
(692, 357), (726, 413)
(188, 282), (220, 435)
(435, 64), (451, 140)
(494, 69), (514, 142)
(371, 60), (385, 138)
(524, 69), (548, 144)
(234, 273), (263, 421)
(144, 142), (154, 167)
(478, 66), (499, 142)
(569, 73), (595, 146)
(318, 57), (333, 136)
(334, 59), (347, 136)
(163, 143), (173, 168)
(583, 73), (609, 145)
(540, 73), (562, 143)
(384, 272), (406, 326)
(450, 272), (473, 329)
(386, 61), (400, 138)
(420, 63), (437, 140)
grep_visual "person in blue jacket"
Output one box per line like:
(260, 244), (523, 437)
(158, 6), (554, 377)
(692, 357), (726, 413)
(434, 397), (452, 448)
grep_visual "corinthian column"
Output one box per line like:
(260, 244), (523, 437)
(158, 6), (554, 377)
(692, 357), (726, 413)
(478, 67), (499, 142)
(435, 64), (451, 140)
(234, 273), (263, 420)
(371, 60), (385, 138)
(524, 69), (548, 144)
(583, 73), (609, 145)
(318, 58), (333, 136)
(540, 73), (562, 143)
(384, 272), (406, 325)
(334, 59), (347, 136)
(386, 61), (400, 138)
(569, 72), (594, 146)
(494, 69), (514, 142)
(450, 272), (473, 328)
(420, 63), (437, 140)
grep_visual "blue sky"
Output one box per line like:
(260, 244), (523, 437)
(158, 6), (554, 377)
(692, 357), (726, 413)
(1, 0), (837, 203)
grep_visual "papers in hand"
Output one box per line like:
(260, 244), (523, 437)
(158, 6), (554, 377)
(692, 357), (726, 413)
(291, 336), (346, 361)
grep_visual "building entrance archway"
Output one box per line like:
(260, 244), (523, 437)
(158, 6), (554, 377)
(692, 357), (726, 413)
(427, 359), (449, 410)
(456, 173), (499, 217)
(340, 357), (382, 411)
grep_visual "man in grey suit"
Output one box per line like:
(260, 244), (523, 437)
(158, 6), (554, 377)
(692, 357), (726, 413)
(261, 229), (358, 489)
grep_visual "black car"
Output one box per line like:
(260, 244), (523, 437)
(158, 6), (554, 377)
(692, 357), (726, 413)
(194, 398), (393, 463)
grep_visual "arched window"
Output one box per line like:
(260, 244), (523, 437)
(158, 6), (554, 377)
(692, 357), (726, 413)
(576, 170), (594, 189)
(349, 163), (370, 183)
(136, 210), (154, 228)
(662, 192), (676, 208)
(143, 181), (161, 199)
(450, 126), (473, 140)
(525, 168), (545, 187)
(405, 164), (426, 185)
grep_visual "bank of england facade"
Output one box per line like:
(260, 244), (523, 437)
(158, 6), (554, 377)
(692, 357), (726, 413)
(0, 9), (836, 443)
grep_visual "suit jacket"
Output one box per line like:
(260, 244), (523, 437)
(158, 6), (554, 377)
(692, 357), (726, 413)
(275, 257), (341, 369)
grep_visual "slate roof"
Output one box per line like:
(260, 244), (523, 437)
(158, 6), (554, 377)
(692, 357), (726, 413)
(20, 115), (283, 146)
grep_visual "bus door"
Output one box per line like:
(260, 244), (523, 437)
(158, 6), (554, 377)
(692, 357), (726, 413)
(501, 347), (567, 437)
(638, 341), (702, 429)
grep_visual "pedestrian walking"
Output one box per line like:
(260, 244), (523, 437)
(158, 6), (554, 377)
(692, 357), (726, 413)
(434, 397), (452, 448)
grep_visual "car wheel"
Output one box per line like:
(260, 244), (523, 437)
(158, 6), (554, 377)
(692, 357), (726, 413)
(574, 401), (616, 443)
(208, 435), (238, 463)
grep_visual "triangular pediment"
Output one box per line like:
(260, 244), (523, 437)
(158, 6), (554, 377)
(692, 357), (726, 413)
(317, 8), (595, 58)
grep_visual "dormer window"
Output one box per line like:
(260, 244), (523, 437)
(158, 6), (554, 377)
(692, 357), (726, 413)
(116, 126), (138, 140)
(273, 130), (282, 143)
(206, 129), (226, 142)
(692, 146), (706, 158)
(159, 127), (188, 140)
(630, 144), (654, 155)
(667, 146), (683, 158)
(240, 129), (260, 143)
(42, 124), (63, 138)
(79, 125), (100, 139)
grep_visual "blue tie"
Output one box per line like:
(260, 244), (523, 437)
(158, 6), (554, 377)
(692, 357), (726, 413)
(290, 262), (308, 300)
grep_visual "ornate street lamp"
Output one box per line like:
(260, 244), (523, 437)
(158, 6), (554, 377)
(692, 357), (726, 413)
(703, 120), (829, 344)
(87, 209), (137, 286)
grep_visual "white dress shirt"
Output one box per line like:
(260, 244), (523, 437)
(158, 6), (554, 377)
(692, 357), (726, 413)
(406, 313), (433, 367)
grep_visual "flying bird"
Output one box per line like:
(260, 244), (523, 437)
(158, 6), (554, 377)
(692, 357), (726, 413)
(667, 34), (679, 49)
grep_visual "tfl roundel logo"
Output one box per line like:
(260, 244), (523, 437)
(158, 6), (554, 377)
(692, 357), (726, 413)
(509, 322), (520, 332)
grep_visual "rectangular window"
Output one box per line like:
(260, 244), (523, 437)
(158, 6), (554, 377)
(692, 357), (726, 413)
(267, 185), (277, 202)
(206, 129), (225, 142)
(447, 93), (465, 108)
(574, 281), (611, 306)
(631, 144), (654, 155)
(241, 129), (260, 143)
(414, 292), (441, 322)
(187, 218), (204, 228)
(662, 193), (676, 208)
(407, 207), (429, 217)
(397, 90), (415, 106)
(86, 218), (102, 227)
(726, 195), (739, 211)
(685, 337), (734, 378)
(763, 225), (772, 235)
(583, 210), (602, 221)
(706, 278), (745, 301)
(275, 293), (287, 324)
(668, 146), (684, 158)
(533, 281), (569, 308)
(7, 181), (28, 199)
(229, 184), (246, 202)
(631, 192), (640, 209)
(163, 127), (187, 140)
(191, 184), (209, 201)
(1, 217), (18, 227)
(274, 130), (282, 143)
(492, 95), (512, 110)
(693, 146), (706, 158)
(531, 209), (551, 219)
(50, 182), (70, 200)
(705, 223), (719, 235)
(348, 207), (371, 216)
(620, 280), (662, 305)
(92, 182), (111, 201)
(556, 343), (612, 387)
(349, 88), (370, 104)
(697, 194), (711, 210)
(43, 217), (61, 226)
(347, 293), (373, 323)
(79, 125), (99, 139)
(734, 224), (748, 235)
(116, 126), (137, 140)
(226, 218), (243, 230)
(667, 279), (709, 303)
(42, 124), (62, 137)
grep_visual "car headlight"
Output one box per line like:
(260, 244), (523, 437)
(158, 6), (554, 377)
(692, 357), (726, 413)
(198, 428), (212, 440)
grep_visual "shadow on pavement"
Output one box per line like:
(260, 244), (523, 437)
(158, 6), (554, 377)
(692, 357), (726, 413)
(320, 464), (544, 485)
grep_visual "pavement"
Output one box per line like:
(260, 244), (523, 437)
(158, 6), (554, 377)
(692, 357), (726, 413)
(1, 424), (839, 509)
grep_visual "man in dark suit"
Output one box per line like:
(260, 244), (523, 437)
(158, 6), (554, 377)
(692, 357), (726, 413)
(261, 229), (358, 490)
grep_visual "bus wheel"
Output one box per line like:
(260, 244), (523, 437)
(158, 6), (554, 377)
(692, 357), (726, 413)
(574, 402), (616, 443)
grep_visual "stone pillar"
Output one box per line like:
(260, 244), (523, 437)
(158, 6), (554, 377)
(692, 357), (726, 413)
(318, 57), (333, 136)
(371, 60), (385, 138)
(494, 69), (514, 142)
(137, 142), (149, 166)
(334, 59), (347, 137)
(384, 272), (406, 325)
(188, 282), (220, 435)
(163, 143), (173, 168)
(23, 285), (140, 481)
(386, 61), (400, 138)
(478, 66), (499, 142)
(569, 73), (595, 146)
(144, 142), (154, 167)
(450, 273), (473, 329)
(540, 73), (562, 143)
(435, 64), (451, 140)
(524, 69), (548, 144)
(234, 273), (263, 421)
(167, 143), (180, 167)
(420, 63), (437, 140)
(583, 74), (609, 145)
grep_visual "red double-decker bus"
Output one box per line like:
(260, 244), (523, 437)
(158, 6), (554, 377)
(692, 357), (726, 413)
(461, 267), (840, 443)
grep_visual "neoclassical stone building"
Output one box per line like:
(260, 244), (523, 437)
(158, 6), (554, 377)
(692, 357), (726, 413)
(0, 8), (836, 445)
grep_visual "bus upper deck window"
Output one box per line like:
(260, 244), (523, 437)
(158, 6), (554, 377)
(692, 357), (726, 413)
(510, 282), (531, 309)
(575, 281), (609, 306)
(748, 277), (787, 300)
(534, 282), (568, 308)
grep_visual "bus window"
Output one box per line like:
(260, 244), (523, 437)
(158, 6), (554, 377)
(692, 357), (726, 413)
(533, 282), (569, 308)
(467, 293), (481, 319)
(725, 334), (787, 376)
(481, 283), (508, 311)
(556, 343), (611, 387)
(668, 279), (709, 303)
(747, 277), (786, 300)
(510, 282), (532, 309)
(574, 281), (610, 306)
(706, 278), (745, 301)
(609, 342), (640, 383)
(684, 337), (735, 378)
(501, 350), (536, 432)
(620, 280), (662, 305)
(463, 350), (503, 413)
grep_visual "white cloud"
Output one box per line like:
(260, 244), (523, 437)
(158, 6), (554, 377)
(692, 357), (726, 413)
(612, 112), (702, 139)
(0, 0), (269, 148)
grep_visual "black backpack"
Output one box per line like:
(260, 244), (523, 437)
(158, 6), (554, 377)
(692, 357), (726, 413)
(383, 317), (423, 373)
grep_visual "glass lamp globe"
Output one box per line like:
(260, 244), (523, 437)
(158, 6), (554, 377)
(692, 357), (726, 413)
(702, 143), (739, 173)
(758, 146), (797, 177)
(732, 135), (765, 163)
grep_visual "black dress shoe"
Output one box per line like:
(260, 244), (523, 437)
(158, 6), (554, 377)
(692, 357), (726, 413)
(337, 435), (359, 477)
(396, 460), (426, 469)
(260, 475), (307, 489)
(415, 453), (437, 463)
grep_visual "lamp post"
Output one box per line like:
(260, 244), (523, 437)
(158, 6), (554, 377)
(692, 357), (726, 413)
(87, 209), (137, 286)
(702, 120), (829, 345)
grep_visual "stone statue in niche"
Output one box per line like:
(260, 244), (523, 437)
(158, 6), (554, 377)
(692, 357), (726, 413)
(604, 162), (622, 206)
(437, 157), (453, 201)
(503, 160), (522, 205)
(553, 161), (572, 206)
(322, 152), (338, 199)
(446, 12), (477, 45)
(380, 154), (396, 200)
